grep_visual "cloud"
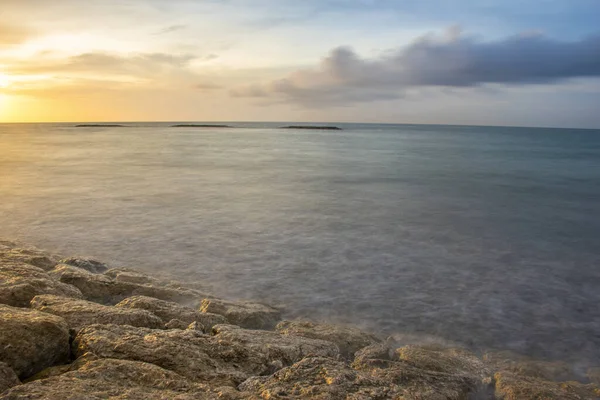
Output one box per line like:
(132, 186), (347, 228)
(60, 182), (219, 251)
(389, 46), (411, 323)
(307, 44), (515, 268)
(0, 23), (35, 45)
(156, 24), (187, 35)
(193, 82), (222, 90)
(2, 51), (218, 98)
(5, 52), (197, 77)
(231, 28), (600, 106)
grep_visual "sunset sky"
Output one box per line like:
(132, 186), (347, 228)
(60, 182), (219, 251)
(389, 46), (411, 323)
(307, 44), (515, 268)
(1, 0), (599, 127)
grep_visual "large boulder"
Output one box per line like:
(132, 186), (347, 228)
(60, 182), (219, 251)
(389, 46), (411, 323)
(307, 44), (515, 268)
(49, 264), (206, 306)
(200, 299), (281, 330)
(483, 350), (578, 382)
(276, 320), (380, 359)
(0, 305), (70, 379)
(240, 354), (489, 400)
(47, 264), (117, 304)
(0, 355), (213, 400)
(212, 324), (339, 369)
(72, 324), (270, 386)
(0, 261), (82, 307)
(239, 357), (402, 399)
(30, 295), (164, 331)
(351, 343), (491, 399)
(0, 244), (59, 271)
(494, 371), (599, 400)
(0, 363), (20, 394)
(396, 345), (492, 386)
(73, 323), (338, 386)
(116, 295), (227, 332)
(58, 257), (108, 274)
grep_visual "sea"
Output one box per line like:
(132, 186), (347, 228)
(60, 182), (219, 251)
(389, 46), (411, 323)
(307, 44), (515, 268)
(1, 122), (599, 372)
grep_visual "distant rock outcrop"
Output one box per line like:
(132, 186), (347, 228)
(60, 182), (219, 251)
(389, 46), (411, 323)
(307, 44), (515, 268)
(75, 124), (125, 127)
(280, 125), (342, 130)
(170, 124), (232, 128)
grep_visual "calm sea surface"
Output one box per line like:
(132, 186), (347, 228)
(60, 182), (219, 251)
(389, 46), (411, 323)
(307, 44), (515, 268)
(1, 122), (599, 369)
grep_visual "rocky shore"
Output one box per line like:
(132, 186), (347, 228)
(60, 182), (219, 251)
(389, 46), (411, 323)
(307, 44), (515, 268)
(0, 240), (598, 399)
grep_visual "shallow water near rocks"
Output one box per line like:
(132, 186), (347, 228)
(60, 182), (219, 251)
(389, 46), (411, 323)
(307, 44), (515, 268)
(1, 122), (599, 373)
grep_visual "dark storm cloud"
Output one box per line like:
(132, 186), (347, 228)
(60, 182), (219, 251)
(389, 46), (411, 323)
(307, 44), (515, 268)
(231, 29), (600, 106)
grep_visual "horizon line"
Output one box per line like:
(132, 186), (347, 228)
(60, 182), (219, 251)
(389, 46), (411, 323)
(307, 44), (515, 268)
(1, 120), (599, 131)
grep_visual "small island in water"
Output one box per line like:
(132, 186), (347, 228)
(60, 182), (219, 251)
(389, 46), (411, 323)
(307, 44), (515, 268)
(75, 124), (125, 128)
(281, 125), (342, 130)
(171, 124), (233, 128)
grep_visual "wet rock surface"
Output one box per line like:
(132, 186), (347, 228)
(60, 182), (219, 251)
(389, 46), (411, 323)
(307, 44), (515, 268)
(201, 298), (281, 330)
(72, 324), (269, 386)
(494, 371), (600, 400)
(276, 320), (381, 359)
(0, 262), (82, 307)
(0, 356), (212, 400)
(212, 324), (340, 368)
(396, 345), (492, 385)
(116, 295), (227, 331)
(59, 257), (109, 274)
(50, 264), (206, 306)
(0, 305), (70, 379)
(30, 295), (164, 331)
(0, 242), (60, 271)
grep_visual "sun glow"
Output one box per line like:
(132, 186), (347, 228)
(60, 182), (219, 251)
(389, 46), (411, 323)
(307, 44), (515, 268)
(0, 74), (11, 89)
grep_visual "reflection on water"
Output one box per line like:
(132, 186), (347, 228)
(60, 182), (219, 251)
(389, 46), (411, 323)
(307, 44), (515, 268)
(1, 122), (600, 371)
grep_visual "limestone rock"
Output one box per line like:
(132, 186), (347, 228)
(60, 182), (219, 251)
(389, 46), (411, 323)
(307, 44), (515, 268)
(588, 367), (600, 385)
(105, 267), (159, 285)
(0, 244), (59, 271)
(72, 324), (271, 386)
(116, 295), (226, 332)
(187, 321), (205, 331)
(494, 371), (600, 400)
(59, 257), (108, 274)
(276, 320), (380, 359)
(0, 305), (70, 379)
(239, 357), (402, 399)
(200, 299), (281, 330)
(352, 341), (397, 368)
(240, 355), (486, 400)
(30, 295), (164, 331)
(0, 363), (20, 394)
(212, 324), (340, 367)
(48, 264), (117, 304)
(483, 350), (578, 382)
(396, 345), (492, 385)
(0, 357), (213, 400)
(73, 323), (338, 387)
(165, 318), (189, 329)
(350, 342), (493, 399)
(50, 264), (205, 306)
(0, 261), (82, 307)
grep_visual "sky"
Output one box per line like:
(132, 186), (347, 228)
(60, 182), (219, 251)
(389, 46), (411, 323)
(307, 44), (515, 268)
(0, 0), (599, 127)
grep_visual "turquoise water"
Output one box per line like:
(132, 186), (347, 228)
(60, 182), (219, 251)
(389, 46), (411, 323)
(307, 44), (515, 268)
(1, 122), (599, 368)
